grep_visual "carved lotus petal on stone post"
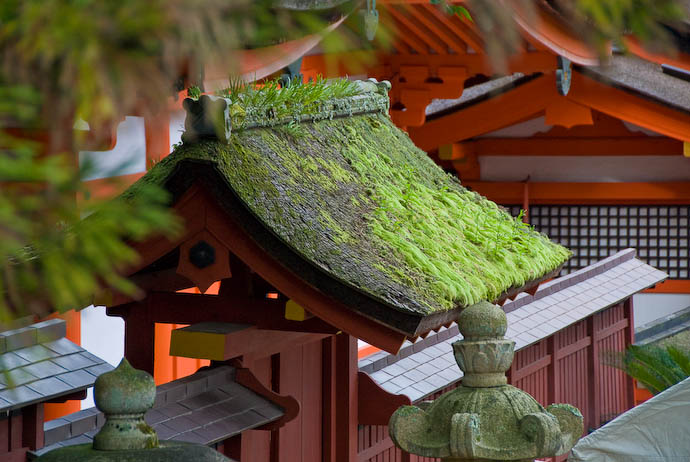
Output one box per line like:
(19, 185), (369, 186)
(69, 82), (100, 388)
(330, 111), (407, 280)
(388, 301), (584, 461)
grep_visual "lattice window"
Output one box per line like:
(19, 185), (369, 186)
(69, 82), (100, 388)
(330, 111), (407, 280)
(507, 205), (690, 278)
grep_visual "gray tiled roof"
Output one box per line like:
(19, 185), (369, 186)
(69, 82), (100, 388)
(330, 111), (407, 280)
(35, 365), (284, 456)
(360, 249), (667, 403)
(0, 319), (113, 413)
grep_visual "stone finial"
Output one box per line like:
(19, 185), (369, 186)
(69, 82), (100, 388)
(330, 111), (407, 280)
(92, 358), (159, 450)
(454, 301), (514, 387)
(388, 301), (584, 461)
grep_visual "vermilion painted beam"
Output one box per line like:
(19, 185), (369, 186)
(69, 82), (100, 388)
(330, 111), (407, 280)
(463, 137), (683, 156)
(463, 181), (690, 205)
(414, 5), (467, 54)
(643, 279), (690, 294)
(409, 74), (556, 151)
(569, 72), (690, 143)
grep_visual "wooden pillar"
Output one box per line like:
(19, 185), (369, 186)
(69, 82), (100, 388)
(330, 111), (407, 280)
(21, 404), (44, 451)
(335, 333), (357, 462)
(322, 336), (336, 462)
(547, 335), (558, 404)
(587, 315), (601, 431)
(623, 298), (636, 409)
(108, 301), (155, 375)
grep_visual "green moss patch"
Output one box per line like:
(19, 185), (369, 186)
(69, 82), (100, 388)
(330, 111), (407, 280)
(128, 99), (569, 316)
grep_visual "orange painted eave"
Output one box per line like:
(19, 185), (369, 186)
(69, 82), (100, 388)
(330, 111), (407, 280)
(204, 17), (346, 86)
(625, 37), (690, 72)
(510, 1), (602, 66)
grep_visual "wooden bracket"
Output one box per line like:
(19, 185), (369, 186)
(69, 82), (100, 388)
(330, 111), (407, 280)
(234, 365), (300, 431)
(357, 371), (411, 425)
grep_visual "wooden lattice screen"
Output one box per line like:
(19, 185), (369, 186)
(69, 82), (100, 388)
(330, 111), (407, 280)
(508, 205), (690, 278)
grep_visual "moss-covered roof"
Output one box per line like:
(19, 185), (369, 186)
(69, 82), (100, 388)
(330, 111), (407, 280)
(128, 81), (570, 321)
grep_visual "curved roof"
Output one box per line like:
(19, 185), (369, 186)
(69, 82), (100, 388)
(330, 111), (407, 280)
(126, 81), (569, 333)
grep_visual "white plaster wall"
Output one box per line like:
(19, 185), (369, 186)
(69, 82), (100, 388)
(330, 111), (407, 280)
(633, 293), (690, 328)
(479, 155), (690, 182)
(79, 116), (147, 181)
(80, 305), (124, 408)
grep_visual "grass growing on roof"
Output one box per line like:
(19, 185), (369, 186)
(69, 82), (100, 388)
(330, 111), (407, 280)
(214, 76), (360, 128)
(133, 80), (570, 316)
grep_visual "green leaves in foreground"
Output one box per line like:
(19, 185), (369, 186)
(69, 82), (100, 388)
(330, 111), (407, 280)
(603, 344), (690, 395)
(0, 134), (181, 321)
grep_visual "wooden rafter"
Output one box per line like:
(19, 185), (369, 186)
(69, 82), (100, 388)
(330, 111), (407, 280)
(387, 5), (446, 54)
(414, 5), (466, 54)
(422, 3), (483, 53)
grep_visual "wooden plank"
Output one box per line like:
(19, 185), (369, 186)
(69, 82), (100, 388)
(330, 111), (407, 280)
(302, 340), (323, 462)
(511, 354), (552, 382)
(593, 317), (628, 342)
(335, 334), (358, 462)
(554, 336), (592, 361)
(587, 315), (601, 430)
(322, 337), (337, 462)
(358, 437), (395, 462)
(623, 299), (636, 410)
(278, 346), (303, 462)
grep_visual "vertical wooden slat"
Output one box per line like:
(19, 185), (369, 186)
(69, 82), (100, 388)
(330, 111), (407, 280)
(279, 346), (303, 462)
(623, 298), (636, 409)
(302, 339), (323, 462)
(323, 336), (337, 462)
(335, 333), (357, 462)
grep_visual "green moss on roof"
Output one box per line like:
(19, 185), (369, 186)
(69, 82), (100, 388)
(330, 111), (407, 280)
(129, 96), (570, 316)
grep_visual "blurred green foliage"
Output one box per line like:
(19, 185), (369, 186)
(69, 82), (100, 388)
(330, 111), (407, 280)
(0, 0), (352, 322)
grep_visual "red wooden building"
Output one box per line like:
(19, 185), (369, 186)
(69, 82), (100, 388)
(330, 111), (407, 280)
(357, 249), (667, 461)
(52, 80), (571, 462)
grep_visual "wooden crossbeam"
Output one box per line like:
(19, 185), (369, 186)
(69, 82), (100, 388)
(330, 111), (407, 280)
(409, 74), (556, 150)
(458, 137), (683, 157)
(463, 181), (690, 205)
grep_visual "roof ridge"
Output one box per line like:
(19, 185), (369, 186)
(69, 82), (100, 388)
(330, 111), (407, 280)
(0, 318), (66, 353)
